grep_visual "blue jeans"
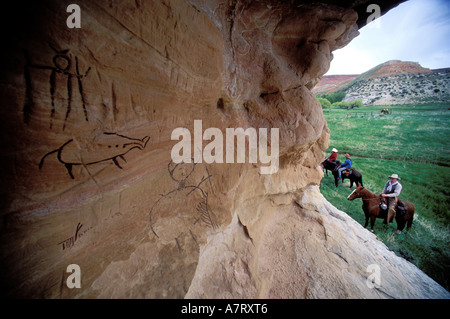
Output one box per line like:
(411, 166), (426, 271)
(338, 167), (348, 177)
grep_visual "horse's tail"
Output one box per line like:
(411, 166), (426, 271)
(406, 204), (415, 230)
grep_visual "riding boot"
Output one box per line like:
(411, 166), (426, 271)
(387, 197), (397, 223)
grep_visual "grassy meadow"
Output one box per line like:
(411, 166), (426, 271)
(321, 104), (450, 291)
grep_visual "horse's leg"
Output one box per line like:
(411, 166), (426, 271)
(364, 214), (369, 228)
(406, 213), (414, 231)
(395, 216), (404, 234)
(382, 208), (388, 224)
(349, 179), (353, 188)
(370, 216), (376, 232)
(395, 216), (405, 233)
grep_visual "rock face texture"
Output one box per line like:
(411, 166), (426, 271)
(187, 186), (449, 298)
(0, 0), (448, 298)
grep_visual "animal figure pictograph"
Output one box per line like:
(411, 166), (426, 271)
(24, 44), (91, 130)
(149, 160), (216, 239)
(39, 132), (150, 179)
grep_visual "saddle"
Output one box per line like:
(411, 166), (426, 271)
(379, 197), (408, 216)
(396, 199), (408, 216)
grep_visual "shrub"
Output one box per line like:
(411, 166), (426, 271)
(332, 99), (362, 109)
(332, 101), (348, 109)
(317, 97), (331, 109)
(326, 91), (345, 104)
(318, 91), (346, 104)
(349, 99), (363, 108)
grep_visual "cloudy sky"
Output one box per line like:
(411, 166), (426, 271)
(327, 0), (450, 75)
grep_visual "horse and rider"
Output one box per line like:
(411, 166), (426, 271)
(321, 149), (414, 233)
(321, 149), (361, 187)
(321, 148), (339, 180)
(347, 174), (415, 233)
(381, 173), (402, 224)
(322, 148), (352, 176)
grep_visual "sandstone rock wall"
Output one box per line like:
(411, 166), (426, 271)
(0, 0), (448, 298)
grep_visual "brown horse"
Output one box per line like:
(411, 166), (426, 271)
(347, 185), (415, 233)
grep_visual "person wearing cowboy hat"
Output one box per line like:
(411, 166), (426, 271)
(338, 153), (352, 178)
(381, 174), (403, 224)
(326, 148), (338, 163)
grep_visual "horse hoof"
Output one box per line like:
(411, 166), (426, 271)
(371, 230), (374, 233)
(395, 230), (402, 235)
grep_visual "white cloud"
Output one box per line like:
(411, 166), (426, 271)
(328, 47), (374, 74)
(326, 0), (450, 75)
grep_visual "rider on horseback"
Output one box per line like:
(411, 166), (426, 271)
(321, 149), (340, 183)
(338, 153), (352, 178)
(381, 174), (402, 224)
(326, 148), (338, 163)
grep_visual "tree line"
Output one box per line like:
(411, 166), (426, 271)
(316, 91), (362, 109)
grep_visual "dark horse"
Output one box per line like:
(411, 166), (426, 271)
(347, 185), (415, 233)
(321, 160), (341, 187)
(341, 168), (363, 188)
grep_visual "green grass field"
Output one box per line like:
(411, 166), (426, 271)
(321, 104), (450, 291)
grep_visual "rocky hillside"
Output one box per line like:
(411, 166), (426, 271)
(1, 0), (448, 299)
(312, 74), (359, 95)
(314, 60), (450, 105)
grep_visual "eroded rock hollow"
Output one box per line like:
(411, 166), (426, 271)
(0, 0), (448, 298)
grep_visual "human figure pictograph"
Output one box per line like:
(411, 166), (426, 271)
(24, 43), (91, 130)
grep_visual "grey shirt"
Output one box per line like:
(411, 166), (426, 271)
(382, 181), (402, 197)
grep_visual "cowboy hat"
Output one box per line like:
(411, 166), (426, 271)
(389, 174), (400, 180)
(344, 153), (351, 158)
(332, 148), (338, 152)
